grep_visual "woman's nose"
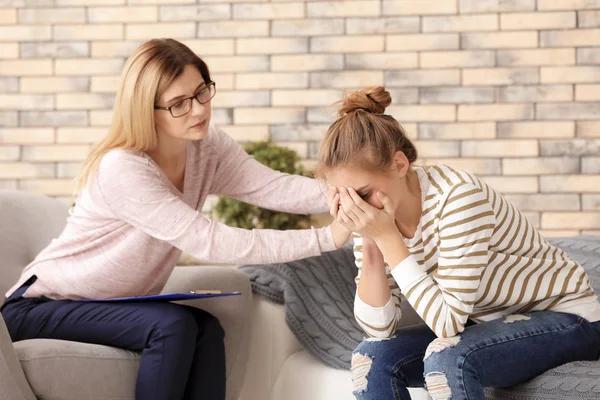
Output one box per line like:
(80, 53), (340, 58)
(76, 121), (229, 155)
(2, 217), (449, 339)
(190, 97), (206, 116)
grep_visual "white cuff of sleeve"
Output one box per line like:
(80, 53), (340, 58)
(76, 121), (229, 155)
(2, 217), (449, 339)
(354, 293), (397, 328)
(390, 254), (427, 293)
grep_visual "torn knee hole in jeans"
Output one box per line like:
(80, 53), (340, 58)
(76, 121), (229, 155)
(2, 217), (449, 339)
(504, 314), (531, 324)
(351, 352), (373, 393)
(425, 372), (451, 400)
(423, 336), (461, 361)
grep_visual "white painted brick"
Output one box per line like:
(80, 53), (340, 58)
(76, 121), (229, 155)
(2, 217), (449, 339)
(497, 49), (575, 66)
(421, 158), (501, 175)
(540, 139), (600, 157)
(346, 53), (418, 70)
(500, 12), (576, 30)
(20, 111), (87, 127)
(387, 33), (459, 51)
(462, 31), (538, 49)
(307, 1), (379, 18)
(346, 17), (419, 34)
(578, 48), (600, 64)
(483, 176), (539, 193)
(236, 72), (308, 89)
(203, 56), (268, 73)
(198, 21), (269, 38)
(0, 163), (54, 179)
(272, 54), (344, 72)
(387, 88), (420, 104)
(0, 128), (54, 144)
(421, 87), (494, 104)
(0, 44), (18, 59)
(311, 36), (385, 53)
(459, 0), (535, 13)
(383, 0), (457, 15)
(505, 194), (580, 211)
(387, 105), (456, 122)
(89, 6), (158, 23)
(538, 0), (600, 10)
(423, 14), (498, 32)
(56, 93), (115, 110)
(0, 146), (19, 161)
(56, 127), (106, 144)
(576, 85), (600, 101)
(412, 140), (460, 157)
(310, 71), (383, 88)
(272, 19), (344, 37)
(582, 157), (600, 174)
(21, 42), (89, 58)
(54, 24), (123, 41)
(236, 38), (307, 55)
(503, 157), (580, 175)
(208, 109), (232, 126)
(160, 5), (229, 21)
(577, 121), (600, 137)
(582, 194), (600, 210)
(21, 77), (89, 93)
(385, 69), (460, 87)
(57, 162), (83, 179)
(0, 25), (51, 42)
(307, 108), (336, 124)
(234, 107), (305, 124)
(18, 179), (75, 196)
(542, 67), (600, 83)
(463, 68), (538, 86)
(541, 29), (600, 47)
(541, 175), (600, 193)
(22, 145), (90, 162)
(270, 124), (329, 141)
(127, 23), (195, 40)
(579, 11), (600, 28)
(211, 91), (270, 108)
(212, 74), (235, 90)
(458, 104), (534, 121)
(0, 59), (52, 76)
(537, 103), (600, 120)
(499, 85), (573, 103)
(90, 41), (142, 58)
(542, 213), (600, 230)
(182, 39), (235, 56)
(55, 59), (124, 76)
(0, 94), (53, 110)
(461, 139), (538, 157)
(19, 8), (85, 24)
(129, 0), (192, 4)
(419, 123), (496, 139)
(498, 122), (575, 138)
(420, 51), (495, 68)
(272, 90), (342, 106)
(220, 125), (269, 142)
(56, 0), (124, 4)
(234, 3), (305, 19)
(539, 230), (580, 237)
(0, 8), (16, 24)
(90, 76), (119, 93)
(0, 111), (17, 127)
(0, 77), (18, 92)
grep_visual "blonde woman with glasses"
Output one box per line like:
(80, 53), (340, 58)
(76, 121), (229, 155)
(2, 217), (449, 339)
(1, 38), (351, 400)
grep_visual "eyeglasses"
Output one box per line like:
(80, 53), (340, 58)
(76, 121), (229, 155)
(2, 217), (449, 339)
(154, 81), (216, 118)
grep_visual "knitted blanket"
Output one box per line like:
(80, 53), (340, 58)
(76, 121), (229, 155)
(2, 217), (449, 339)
(239, 236), (600, 399)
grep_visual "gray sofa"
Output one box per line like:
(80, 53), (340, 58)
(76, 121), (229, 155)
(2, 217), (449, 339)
(0, 190), (253, 400)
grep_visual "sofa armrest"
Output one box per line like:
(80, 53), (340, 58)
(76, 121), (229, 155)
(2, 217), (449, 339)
(0, 313), (36, 400)
(162, 265), (253, 400)
(240, 295), (304, 400)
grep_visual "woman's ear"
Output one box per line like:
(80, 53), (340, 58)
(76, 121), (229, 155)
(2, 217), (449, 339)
(393, 151), (410, 177)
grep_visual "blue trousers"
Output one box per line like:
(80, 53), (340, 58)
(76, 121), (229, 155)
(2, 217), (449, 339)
(1, 277), (226, 400)
(352, 311), (600, 400)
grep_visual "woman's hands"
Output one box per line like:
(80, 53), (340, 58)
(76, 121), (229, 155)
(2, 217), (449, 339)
(337, 187), (399, 243)
(327, 186), (352, 249)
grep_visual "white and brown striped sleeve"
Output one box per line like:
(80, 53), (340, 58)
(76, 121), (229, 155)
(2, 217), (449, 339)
(391, 183), (495, 338)
(353, 234), (403, 338)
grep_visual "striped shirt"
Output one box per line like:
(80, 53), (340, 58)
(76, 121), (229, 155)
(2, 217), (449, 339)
(353, 165), (600, 339)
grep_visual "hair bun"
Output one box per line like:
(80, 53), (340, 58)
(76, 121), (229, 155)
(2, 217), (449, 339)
(336, 86), (391, 116)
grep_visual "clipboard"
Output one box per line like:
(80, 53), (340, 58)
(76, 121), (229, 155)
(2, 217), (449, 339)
(74, 291), (242, 303)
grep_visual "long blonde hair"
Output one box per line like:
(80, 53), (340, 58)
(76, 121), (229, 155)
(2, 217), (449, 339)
(75, 38), (212, 193)
(316, 86), (417, 178)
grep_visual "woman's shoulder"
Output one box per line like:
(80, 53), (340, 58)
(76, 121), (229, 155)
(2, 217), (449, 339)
(97, 149), (159, 185)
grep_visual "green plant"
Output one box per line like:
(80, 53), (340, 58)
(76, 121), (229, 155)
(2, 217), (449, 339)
(212, 141), (313, 230)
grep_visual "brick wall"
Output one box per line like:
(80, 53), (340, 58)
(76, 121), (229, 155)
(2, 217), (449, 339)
(1, 0), (600, 236)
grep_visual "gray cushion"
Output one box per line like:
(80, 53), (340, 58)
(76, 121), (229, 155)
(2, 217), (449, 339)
(0, 190), (69, 297)
(243, 236), (600, 399)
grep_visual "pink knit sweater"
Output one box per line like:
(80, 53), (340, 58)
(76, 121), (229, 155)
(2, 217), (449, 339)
(7, 125), (335, 300)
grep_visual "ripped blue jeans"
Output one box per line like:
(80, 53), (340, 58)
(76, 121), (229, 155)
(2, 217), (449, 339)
(351, 311), (600, 400)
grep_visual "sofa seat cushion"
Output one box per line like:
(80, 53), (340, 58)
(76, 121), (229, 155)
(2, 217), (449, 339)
(272, 350), (431, 400)
(15, 339), (138, 400)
